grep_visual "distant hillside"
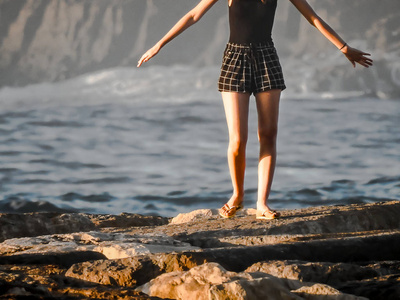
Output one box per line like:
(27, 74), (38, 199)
(0, 0), (399, 96)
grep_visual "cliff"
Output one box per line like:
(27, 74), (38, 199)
(0, 0), (399, 96)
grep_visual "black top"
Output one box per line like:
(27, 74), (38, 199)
(228, 0), (277, 44)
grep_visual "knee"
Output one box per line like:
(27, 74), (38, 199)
(228, 135), (247, 156)
(258, 126), (278, 146)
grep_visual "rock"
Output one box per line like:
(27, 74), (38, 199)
(87, 213), (168, 228)
(0, 213), (96, 242)
(0, 251), (107, 268)
(138, 262), (241, 299)
(292, 284), (366, 300)
(337, 274), (400, 300)
(0, 231), (198, 260)
(199, 231), (400, 272)
(0, 264), (160, 300)
(65, 251), (207, 287)
(90, 232), (198, 259)
(170, 208), (257, 224)
(66, 256), (158, 287)
(3, 287), (31, 296)
(170, 209), (217, 224)
(209, 276), (304, 300)
(2, 201), (400, 299)
(138, 262), (367, 300)
(94, 241), (196, 259)
(245, 261), (400, 299)
(64, 231), (400, 288)
(166, 201), (400, 248)
(0, 212), (169, 242)
(246, 260), (383, 286)
(56, 287), (161, 300)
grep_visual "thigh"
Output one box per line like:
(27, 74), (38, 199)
(255, 90), (281, 134)
(221, 92), (251, 140)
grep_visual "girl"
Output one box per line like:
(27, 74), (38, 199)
(137, 0), (373, 220)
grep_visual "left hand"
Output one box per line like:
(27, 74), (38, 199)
(341, 45), (373, 68)
(137, 44), (161, 67)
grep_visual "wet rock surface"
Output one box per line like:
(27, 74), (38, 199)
(1, 201), (400, 299)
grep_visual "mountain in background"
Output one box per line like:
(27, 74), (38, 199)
(0, 0), (399, 97)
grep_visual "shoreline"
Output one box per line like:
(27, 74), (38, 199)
(1, 200), (399, 299)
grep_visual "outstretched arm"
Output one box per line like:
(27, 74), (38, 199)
(289, 0), (373, 68)
(137, 0), (219, 67)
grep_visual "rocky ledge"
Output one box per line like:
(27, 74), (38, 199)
(1, 201), (400, 299)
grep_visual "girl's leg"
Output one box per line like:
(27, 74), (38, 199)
(221, 91), (251, 208)
(255, 89), (281, 215)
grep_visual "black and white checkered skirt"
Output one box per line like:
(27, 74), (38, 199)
(218, 42), (286, 94)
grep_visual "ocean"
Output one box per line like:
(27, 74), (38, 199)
(0, 65), (399, 217)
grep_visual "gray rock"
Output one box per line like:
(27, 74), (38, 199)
(169, 201), (400, 248)
(138, 262), (367, 300)
(170, 209), (217, 224)
(2, 201), (400, 299)
(0, 212), (169, 242)
(87, 213), (168, 228)
(337, 274), (400, 300)
(64, 231), (400, 287)
(170, 208), (256, 224)
(0, 231), (198, 259)
(291, 284), (367, 300)
(66, 256), (161, 287)
(0, 264), (159, 299)
(0, 250), (107, 268)
(246, 260), (383, 286)
(65, 251), (211, 287)
(0, 213), (95, 242)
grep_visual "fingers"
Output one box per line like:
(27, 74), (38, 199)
(365, 56), (373, 65)
(137, 49), (153, 67)
(137, 46), (159, 67)
(357, 54), (373, 68)
(358, 51), (373, 67)
(352, 58), (372, 68)
(137, 54), (148, 68)
(344, 47), (373, 68)
(137, 57), (147, 68)
(361, 58), (373, 67)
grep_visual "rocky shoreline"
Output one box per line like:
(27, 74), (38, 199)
(1, 201), (400, 299)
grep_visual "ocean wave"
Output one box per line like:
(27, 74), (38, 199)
(1, 65), (391, 110)
(0, 197), (75, 214)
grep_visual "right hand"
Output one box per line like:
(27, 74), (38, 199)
(137, 44), (161, 67)
(341, 45), (373, 68)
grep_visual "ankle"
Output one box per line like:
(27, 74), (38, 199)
(256, 201), (269, 210)
(228, 193), (244, 206)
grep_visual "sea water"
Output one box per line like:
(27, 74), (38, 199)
(0, 65), (399, 216)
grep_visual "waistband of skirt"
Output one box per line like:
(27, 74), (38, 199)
(225, 41), (275, 52)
